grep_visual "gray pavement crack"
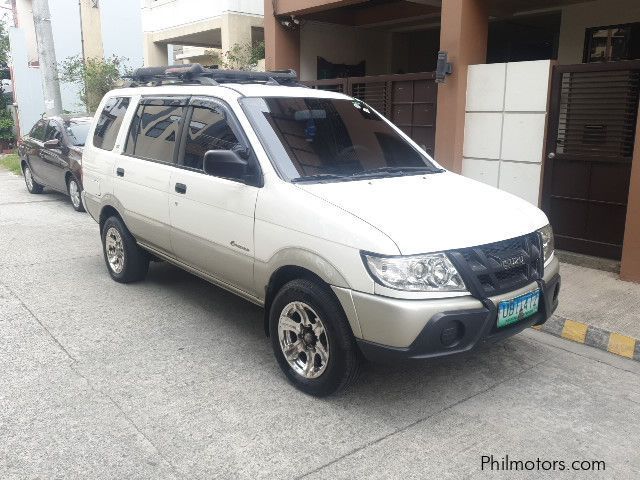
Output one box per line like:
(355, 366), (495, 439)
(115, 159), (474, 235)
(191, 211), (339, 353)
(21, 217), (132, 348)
(0, 199), (64, 206)
(0, 253), (102, 269)
(1, 278), (181, 479)
(295, 359), (548, 479)
(1, 280), (77, 363)
(68, 364), (182, 479)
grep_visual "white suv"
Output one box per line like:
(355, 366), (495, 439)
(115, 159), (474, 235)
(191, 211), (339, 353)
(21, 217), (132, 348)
(82, 65), (560, 396)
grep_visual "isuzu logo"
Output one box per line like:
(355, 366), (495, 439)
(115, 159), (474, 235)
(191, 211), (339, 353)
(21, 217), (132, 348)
(501, 255), (526, 269)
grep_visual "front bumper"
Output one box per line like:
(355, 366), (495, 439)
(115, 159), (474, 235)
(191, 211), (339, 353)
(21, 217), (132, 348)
(338, 258), (561, 363)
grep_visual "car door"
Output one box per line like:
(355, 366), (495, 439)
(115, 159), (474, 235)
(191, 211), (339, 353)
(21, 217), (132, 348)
(169, 97), (261, 296)
(40, 121), (68, 192)
(24, 120), (48, 183)
(114, 96), (188, 254)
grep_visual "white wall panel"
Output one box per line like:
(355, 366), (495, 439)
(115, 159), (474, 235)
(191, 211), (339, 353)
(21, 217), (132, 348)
(462, 60), (552, 206)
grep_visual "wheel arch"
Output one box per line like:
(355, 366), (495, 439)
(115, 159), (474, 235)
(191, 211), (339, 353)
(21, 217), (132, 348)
(262, 260), (362, 340)
(99, 204), (124, 234)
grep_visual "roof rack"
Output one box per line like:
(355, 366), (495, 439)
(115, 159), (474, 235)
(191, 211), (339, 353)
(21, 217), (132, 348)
(122, 63), (301, 88)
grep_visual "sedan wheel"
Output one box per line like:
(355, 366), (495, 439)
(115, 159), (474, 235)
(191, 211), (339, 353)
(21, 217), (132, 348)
(68, 178), (84, 212)
(23, 165), (43, 194)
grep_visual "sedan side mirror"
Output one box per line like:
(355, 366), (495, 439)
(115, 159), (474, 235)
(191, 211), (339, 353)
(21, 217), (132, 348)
(203, 149), (248, 180)
(43, 138), (60, 149)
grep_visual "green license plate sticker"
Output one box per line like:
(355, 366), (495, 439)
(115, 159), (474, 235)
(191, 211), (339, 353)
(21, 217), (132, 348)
(497, 289), (540, 328)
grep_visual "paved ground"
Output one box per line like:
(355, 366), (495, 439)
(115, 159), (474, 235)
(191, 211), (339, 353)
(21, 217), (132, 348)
(556, 263), (640, 340)
(1, 169), (639, 479)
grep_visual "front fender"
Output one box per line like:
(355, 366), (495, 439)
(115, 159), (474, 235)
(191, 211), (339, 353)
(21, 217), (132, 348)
(255, 247), (351, 298)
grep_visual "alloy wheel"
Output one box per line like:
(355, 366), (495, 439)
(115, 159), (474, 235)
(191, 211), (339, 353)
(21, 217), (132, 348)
(278, 301), (330, 379)
(105, 227), (125, 274)
(69, 180), (81, 209)
(24, 166), (34, 191)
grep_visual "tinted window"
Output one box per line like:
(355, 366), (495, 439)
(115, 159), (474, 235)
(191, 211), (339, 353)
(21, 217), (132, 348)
(183, 105), (241, 170)
(30, 120), (47, 141)
(125, 105), (142, 156)
(127, 103), (184, 164)
(45, 122), (64, 143)
(93, 97), (130, 151)
(240, 97), (439, 181)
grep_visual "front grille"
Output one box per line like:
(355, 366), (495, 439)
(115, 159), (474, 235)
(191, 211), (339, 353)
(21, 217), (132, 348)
(449, 233), (543, 297)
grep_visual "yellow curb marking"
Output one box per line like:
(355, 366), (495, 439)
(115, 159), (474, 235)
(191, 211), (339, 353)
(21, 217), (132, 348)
(561, 319), (588, 344)
(607, 333), (636, 359)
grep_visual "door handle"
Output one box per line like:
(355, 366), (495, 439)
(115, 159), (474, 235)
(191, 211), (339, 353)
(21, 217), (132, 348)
(116, 167), (125, 177)
(175, 183), (187, 194)
(547, 152), (556, 160)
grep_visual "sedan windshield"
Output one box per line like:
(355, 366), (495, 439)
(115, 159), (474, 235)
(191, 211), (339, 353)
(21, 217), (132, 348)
(240, 97), (441, 182)
(65, 121), (91, 146)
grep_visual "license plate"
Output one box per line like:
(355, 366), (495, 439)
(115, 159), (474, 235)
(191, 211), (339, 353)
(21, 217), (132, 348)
(497, 289), (540, 328)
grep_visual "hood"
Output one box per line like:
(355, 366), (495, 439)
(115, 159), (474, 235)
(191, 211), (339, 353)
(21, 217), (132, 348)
(296, 172), (549, 255)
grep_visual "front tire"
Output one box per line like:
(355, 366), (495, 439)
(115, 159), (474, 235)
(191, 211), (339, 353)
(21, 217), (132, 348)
(23, 164), (43, 194)
(101, 216), (149, 283)
(68, 177), (85, 212)
(269, 279), (361, 397)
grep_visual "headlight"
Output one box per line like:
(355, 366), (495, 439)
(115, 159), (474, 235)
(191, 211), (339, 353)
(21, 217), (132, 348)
(362, 252), (466, 292)
(538, 224), (555, 263)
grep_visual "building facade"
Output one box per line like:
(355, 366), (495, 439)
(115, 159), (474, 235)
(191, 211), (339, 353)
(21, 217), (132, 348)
(7, 0), (143, 134)
(265, 0), (640, 282)
(142, 0), (264, 67)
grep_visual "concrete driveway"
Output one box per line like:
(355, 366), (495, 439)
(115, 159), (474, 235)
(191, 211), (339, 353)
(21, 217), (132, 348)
(0, 170), (639, 479)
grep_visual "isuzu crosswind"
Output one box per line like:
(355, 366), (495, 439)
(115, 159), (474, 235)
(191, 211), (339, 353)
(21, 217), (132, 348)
(81, 65), (560, 396)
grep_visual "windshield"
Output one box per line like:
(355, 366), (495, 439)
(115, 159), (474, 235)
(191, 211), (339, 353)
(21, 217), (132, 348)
(240, 97), (441, 182)
(65, 121), (91, 146)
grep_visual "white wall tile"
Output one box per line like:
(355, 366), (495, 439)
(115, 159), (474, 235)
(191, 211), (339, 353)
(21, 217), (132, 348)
(466, 63), (506, 112)
(504, 60), (551, 112)
(498, 162), (543, 206)
(463, 112), (502, 160)
(501, 113), (547, 163)
(462, 158), (500, 187)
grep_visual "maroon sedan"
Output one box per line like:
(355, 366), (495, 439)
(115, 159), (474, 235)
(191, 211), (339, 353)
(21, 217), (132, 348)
(18, 115), (92, 212)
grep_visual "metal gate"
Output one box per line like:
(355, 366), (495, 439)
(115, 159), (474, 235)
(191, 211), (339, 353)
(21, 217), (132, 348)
(542, 61), (640, 259)
(302, 72), (437, 156)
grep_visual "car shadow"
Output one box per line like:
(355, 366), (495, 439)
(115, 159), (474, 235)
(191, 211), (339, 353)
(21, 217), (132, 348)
(142, 261), (547, 408)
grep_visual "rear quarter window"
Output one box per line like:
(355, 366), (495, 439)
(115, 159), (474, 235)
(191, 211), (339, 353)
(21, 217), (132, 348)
(93, 97), (131, 151)
(124, 100), (185, 164)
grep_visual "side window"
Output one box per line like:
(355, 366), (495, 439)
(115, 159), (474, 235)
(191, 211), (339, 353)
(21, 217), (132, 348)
(45, 122), (64, 143)
(183, 105), (241, 170)
(127, 101), (184, 164)
(124, 104), (142, 156)
(30, 120), (46, 141)
(93, 96), (131, 151)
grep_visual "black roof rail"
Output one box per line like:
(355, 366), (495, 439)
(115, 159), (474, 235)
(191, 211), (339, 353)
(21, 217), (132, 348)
(122, 63), (301, 88)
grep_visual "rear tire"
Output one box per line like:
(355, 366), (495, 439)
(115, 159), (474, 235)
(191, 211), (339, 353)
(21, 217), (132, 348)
(101, 216), (149, 283)
(67, 177), (85, 212)
(269, 279), (361, 397)
(23, 164), (43, 194)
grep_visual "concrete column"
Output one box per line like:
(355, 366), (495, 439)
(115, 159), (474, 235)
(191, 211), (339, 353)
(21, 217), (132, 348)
(434, 0), (488, 172)
(620, 108), (640, 283)
(143, 34), (169, 67)
(221, 13), (255, 53)
(264, 0), (300, 74)
(79, 0), (104, 61)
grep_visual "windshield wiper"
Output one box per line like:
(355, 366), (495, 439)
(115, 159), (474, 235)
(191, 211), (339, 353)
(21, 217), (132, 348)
(349, 166), (444, 178)
(291, 173), (349, 183)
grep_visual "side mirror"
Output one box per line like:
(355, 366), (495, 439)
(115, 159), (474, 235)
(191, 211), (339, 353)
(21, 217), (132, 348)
(203, 149), (248, 180)
(43, 138), (60, 149)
